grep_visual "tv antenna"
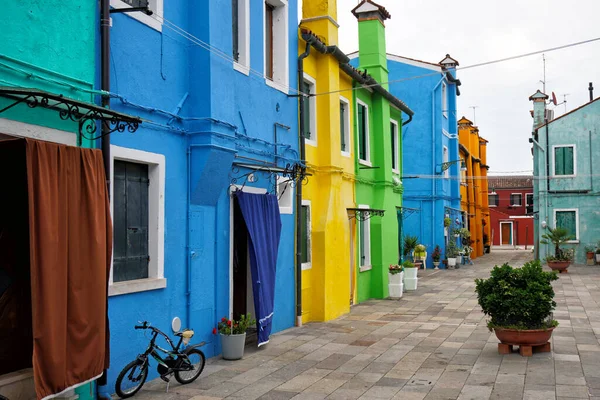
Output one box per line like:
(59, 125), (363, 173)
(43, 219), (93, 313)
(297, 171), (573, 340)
(469, 106), (479, 124)
(539, 54), (547, 94)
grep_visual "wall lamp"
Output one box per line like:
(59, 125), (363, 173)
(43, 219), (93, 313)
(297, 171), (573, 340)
(439, 159), (467, 173)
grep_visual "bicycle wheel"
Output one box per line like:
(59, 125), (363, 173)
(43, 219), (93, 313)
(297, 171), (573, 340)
(115, 359), (148, 398)
(174, 348), (205, 384)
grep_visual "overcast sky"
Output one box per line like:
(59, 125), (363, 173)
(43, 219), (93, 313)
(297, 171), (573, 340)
(322, 0), (600, 174)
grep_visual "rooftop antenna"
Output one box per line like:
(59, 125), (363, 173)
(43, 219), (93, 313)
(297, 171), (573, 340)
(469, 106), (479, 125)
(539, 53), (546, 94)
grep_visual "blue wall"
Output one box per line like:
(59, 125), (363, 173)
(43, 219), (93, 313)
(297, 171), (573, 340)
(104, 0), (298, 392)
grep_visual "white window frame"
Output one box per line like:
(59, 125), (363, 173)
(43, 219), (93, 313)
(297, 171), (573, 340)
(553, 208), (580, 243)
(109, 145), (166, 296)
(303, 74), (317, 147)
(499, 221), (514, 246)
(357, 99), (371, 166)
(301, 200), (312, 270)
(488, 193), (498, 207)
(233, 0), (251, 75)
(442, 82), (448, 118)
(526, 193), (534, 212)
(443, 146), (449, 178)
(276, 175), (294, 214)
(340, 96), (351, 157)
(358, 204), (372, 272)
(264, 0), (289, 94)
(552, 144), (577, 177)
(391, 119), (400, 173)
(510, 193), (522, 207)
(110, 0), (163, 32)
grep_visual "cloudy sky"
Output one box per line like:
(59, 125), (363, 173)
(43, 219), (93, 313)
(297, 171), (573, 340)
(326, 0), (600, 173)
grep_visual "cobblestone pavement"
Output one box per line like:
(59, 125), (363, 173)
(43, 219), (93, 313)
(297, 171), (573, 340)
(124, 250), (600, 400)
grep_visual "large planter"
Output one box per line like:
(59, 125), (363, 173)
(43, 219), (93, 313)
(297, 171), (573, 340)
(433, 261), (440, 269)
(596, 253), (600, 263)
(586, 252), (595, 260)
(547, 260), (570, 273)
(220, 333), (246, 360)
(388, 272), (404, 298)
(447, 258), (457, 268)
(404, 268), (418, 291)
(494, 327), (555, 347)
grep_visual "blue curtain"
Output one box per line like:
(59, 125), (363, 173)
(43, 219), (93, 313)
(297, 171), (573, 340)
(236, 191), (282, 346)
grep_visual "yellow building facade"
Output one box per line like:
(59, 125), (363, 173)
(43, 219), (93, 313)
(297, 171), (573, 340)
(299, 0), (357, 323)
(458, 117), (491, 258)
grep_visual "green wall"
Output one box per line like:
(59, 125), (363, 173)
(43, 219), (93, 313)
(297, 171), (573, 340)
(0, 1), (96, 147)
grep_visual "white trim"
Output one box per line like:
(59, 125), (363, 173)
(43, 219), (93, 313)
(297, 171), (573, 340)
(301, 200), (312, 270)
(553, 208), (579, 242)
(357, 99), (370, 163)
(442, 129), (452, 139)
(110, 0), (163, 32)
(0, 118), (76, 145)
(340, 96), (351, 157)
(232, 0), (250, 74)
(488, 193), (499, 207)
(303, 74), (318, 147)
(510, 192), (523, 207)
(526, 193), (534, 207)
(228, 185), (267, 319)
(442, 146), (449, 178)
(552, 144), (577, 177)
(276, 175), (294, 214)
(109, 145), (166, 296)
(442, 82), (448, 118)
(358, 204), (371, 272)
(300, 15), (339, 28)
(499, 221), (514, 246)
(385, 54), (442, 72)
(509, 215), (534, 219)
(390, 119), (400, 173)
(263, 0), (289, 93)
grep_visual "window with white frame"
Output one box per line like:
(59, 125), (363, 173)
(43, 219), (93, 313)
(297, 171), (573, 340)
(391, 119), (399, 172)
(443, 146), (449, 178)
(277, 176), (293, 214)
(554, 209), (579, 241)
(232, 0), (250, 73)
(110, 0), (163, 31)
(301, 201), (311, 270)
(264, 0), (289, 91)
(526, 193), (534, 214)
(460, 158), (467, 185)
(553, 145), (575, 176)
(110, 146), (166, 296)
(357, 100), (370, 164)
(303, 75), (317, 145)
(442, 82), (448, 118)
(488, 193), (499, 207)
(510, 193), (522, 206)
(340, 96), (350, 155)
(358, 206), (371, 272)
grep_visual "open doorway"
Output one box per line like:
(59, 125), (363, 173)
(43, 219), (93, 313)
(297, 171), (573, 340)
(500, 221), (513, 246)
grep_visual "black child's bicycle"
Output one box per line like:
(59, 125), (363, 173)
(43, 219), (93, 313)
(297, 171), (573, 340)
(115, 321), (206, 398)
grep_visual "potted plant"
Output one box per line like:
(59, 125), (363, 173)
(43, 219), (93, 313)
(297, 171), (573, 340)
(413, 244), (427, 269)
(541, 227), (575, 273)
(388, 264), (404, 298)
(475, 260), (558, 356)
(458, 228), (471, 246)
(462, 245), (474, 265)
(431, 245), (441, 269)
(217, 313), (256, 360)
(596, 242), (600, 263)
(446, 241), (460, 268)
(403, 260), (418, 291)
(403, 235), (419, 262)
(443, 217), (452, 227)
(585, 245), (595, 265)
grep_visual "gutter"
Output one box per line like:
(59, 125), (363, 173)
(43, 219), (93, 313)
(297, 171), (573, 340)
(300, 30), (414, 126)
(444, 71), (461, 96)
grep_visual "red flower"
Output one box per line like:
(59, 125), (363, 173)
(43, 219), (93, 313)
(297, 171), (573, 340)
(212, 328), (217, 335)
(227, 320), (232, 327)
(221, 317), (227, 322)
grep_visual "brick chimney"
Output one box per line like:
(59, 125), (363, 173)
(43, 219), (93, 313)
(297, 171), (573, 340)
(529, 90), (548, 130)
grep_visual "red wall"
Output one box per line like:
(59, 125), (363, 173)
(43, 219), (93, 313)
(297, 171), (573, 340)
(489, 188), (534, 246)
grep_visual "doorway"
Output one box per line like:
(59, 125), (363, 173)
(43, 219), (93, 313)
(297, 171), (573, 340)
(500, 221), (513, 246)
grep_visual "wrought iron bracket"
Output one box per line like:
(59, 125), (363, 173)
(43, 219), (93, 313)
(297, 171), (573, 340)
(0, 87), (142, 144)
(229, 161), (308, 198)
(439, 159), (466, 173)
(347, 208), (385, 221)
(396, 206), (420, 220)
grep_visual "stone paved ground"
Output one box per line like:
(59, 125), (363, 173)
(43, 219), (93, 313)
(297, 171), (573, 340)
(123, 250), (600, 399)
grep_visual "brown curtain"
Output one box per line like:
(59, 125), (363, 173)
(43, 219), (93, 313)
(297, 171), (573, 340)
(24, 139), (112, 399)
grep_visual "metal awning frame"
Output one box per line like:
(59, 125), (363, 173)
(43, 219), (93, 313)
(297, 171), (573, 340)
(230, 161), (308, 198)
(347, 208), (385, 221)
(396, 206), (420, 220)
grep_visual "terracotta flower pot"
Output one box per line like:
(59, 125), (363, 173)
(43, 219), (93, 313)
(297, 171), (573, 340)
(586, 252), (595, 260)
(547, 260), (570, 273)
(494, 327), (554, 346)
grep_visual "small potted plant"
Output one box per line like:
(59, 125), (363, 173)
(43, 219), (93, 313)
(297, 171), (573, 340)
(462, 245), (474, 265)
(216, 313), (256, 360)
(431, 245), (441, 269)
(388, 264), (404, 298)
(475, 260), (558, 356)
(446, 241), (460, 268)
(413, 244), (427, 269)
(541, 227), (575, 273)
(443, 217), (452, 227)
(403, 235), (419, 262)
(585, 245), (595, 265)
(403, 260), (418, 290)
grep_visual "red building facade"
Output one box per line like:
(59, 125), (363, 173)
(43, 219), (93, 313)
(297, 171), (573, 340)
(488, 176), (534, 247)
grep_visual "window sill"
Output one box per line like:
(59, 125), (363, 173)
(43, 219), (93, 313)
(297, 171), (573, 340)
(279, 206), (293, 215)
(305, 139), (317, 147)
(566, 240), (580, 244)
(233, 62), (250, 76)
(301, 262), (312, 271)
(359, 160), (372, 167)
(341, 151), (351, 158)
(265, 78), (289, 94)
(109, 277), (167, 297)
(392, 168), (400, 175)
(359, 265), (372, 272)
(110, 0), (162, 32)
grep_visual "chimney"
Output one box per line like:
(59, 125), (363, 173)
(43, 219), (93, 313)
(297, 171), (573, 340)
(352, 0), (390, 81)
(589, 82), (594, 102)
(301, 0), (339, 45)
(529, 90), (548, 129)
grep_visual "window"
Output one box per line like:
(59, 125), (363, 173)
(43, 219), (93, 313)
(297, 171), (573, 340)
(390, 120), (399, 172)
(232, 0), (250, 73)
(301, 201), (311, 270)
(442, 82), (448, 118)
(303, 75), (317, 145)
(277, 176), (293, 214)
(357, 100), (370, 163)
(554, 209), (579, 241)
(358, 206), (371, 271)
(340, 96), (351, 156)
(110, 0), (163, 31)
(526, 193), (534, 214)
(488, 193), (499, 207)
(553, 145), (575, 176)
(264, 0), (289, 92)
(510, 193), (522, 206)
(442, 146), (449, 178)
(110, 146), (166, 296)
(460, 159), (467, 185)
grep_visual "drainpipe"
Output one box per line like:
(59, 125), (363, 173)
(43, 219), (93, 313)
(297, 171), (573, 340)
(431, 76), (445, 255)
(529, 136), (544, 261)
(296, 42), (310, 327)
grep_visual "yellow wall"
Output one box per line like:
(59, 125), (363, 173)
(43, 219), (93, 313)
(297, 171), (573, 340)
(299, 0), (357, 323)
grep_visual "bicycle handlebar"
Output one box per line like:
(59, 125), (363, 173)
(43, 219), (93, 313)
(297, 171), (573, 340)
(135, 321), (149, 330)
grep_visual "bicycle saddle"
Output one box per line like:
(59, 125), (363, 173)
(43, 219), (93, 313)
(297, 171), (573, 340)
(175, 329), (194, 338)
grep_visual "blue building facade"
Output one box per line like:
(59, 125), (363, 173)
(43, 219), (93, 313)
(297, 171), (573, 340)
(102, 0), (299, 393)
(385, 54), (462, 267)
